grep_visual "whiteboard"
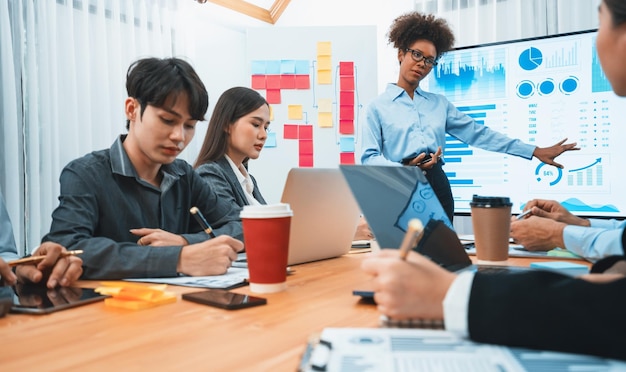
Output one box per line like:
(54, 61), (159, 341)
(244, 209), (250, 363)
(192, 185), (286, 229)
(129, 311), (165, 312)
(245, 26), (378, 204)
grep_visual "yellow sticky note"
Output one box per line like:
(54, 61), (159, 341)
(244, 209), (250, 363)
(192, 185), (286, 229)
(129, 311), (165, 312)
(318, 98), (332, 113)
(317, 70), (332, 85)
(269, 105), (274, 121)
(318, 112), (333, 128)
(104, 295), (176, 310)
(288, 105), (303, 120)
(317, 56), (332, 70)
(95, 282), (177, 310)
(317, 41), (331, 56)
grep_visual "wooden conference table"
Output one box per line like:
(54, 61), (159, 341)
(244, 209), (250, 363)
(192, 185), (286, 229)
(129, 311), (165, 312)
(1, 251), (590, 371)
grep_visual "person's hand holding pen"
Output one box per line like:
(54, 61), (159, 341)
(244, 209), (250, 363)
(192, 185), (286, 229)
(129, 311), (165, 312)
(510, 204), (569, 252)
(12, 242), (83, 288)
(361, 220), (456, 321)
(171, 206), (243, 276)
(519, 199), (590, 227)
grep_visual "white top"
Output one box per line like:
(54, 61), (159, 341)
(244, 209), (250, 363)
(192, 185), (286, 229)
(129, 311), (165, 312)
(443, 270), (475, 337)
(225, 155), (261, 206)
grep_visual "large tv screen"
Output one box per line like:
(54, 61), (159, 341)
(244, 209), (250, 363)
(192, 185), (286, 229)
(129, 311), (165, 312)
(422, 29), (626, 218)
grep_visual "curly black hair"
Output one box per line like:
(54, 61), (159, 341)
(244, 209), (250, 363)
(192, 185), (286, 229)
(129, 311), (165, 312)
(387, 12), (455, 59)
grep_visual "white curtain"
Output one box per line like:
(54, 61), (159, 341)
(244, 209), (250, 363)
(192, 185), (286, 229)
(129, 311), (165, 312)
(1, 0), (186, 254)
(414, 0), (600, 47)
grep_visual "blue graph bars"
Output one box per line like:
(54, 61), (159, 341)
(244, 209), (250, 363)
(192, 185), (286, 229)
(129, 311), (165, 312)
(591, 41), (612, 92)
(430, 49), (506, 102)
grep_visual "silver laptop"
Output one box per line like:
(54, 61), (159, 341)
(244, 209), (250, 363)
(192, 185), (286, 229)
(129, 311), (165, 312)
(281, 168), (360, 265)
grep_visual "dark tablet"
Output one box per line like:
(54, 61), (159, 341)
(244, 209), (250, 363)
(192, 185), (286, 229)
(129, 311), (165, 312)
(10, 283), (109, 314)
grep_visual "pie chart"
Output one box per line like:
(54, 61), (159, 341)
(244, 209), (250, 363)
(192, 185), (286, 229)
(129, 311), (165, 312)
(519, 47), (543, 70)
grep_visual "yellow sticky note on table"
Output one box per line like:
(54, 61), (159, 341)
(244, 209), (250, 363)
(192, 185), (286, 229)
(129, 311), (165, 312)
(95, 282), (177, 310)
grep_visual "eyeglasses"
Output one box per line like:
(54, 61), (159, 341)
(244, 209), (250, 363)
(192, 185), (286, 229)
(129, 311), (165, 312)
(405, 48), (438, 67)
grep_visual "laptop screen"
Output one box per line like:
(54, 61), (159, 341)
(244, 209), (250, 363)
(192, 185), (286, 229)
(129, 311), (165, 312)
(339, 165), (453, 250)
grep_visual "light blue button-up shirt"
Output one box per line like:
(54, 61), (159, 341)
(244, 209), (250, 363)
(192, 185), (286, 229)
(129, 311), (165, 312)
(563, 219), (625, 261)
(361, 83), (536, 165)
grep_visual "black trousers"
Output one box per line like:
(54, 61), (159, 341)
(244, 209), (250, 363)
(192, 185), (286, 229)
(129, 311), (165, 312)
(422, 162), (454, 223)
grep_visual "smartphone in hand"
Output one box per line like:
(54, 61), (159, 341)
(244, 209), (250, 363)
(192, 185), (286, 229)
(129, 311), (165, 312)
(182, 289), (267, 310)
(401, 153), (432, 165)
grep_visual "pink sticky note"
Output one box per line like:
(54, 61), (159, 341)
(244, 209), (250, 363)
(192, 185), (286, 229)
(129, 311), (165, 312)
(284, 124), (298, 139)
(299, 154), (314, 167)
(295, 75), (310, 89)
(299, 125), (313, 140)
(340, 76), (355, 91)
(280, 75), (296, 89)
(339, 62), (354, 76)
(340, 105), (354, 120)
(299, 139), (313, 155)
(251, 75), (266, 90)
(340, 152), (355, 165)
(339, 120), (354, 135)
(340, 91), (354, 105)
(266, 75), (281, 89)
(266, 89), (281, 104)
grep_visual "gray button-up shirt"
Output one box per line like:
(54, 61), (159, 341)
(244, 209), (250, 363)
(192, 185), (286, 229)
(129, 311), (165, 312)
(43, 135), (243, 279)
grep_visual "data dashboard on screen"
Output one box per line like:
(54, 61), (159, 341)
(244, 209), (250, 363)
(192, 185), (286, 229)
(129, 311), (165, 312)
(422, 29), (626, 218)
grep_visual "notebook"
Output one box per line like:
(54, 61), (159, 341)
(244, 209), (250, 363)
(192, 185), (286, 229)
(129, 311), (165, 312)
(339, 165), (453, 250)
(280, 168), (361, 265)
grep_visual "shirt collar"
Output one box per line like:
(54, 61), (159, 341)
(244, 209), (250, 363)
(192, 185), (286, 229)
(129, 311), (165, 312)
(110, 135), (185, 191)
(385, 83), (429, 101)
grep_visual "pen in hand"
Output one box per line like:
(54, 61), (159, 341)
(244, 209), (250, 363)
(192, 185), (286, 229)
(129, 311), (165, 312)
(190, 206), (217, 238)
(398, 219), (424, 260)
(8, 250), (84, 267)
(516, 209), (533, 220)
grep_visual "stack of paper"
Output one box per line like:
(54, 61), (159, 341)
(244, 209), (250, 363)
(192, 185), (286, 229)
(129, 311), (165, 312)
(124, 267), (249, 290)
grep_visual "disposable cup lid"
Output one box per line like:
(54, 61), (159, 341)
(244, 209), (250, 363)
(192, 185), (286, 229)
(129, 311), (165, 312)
(470, 195), (512, 208)
(240, 203), (293, 218)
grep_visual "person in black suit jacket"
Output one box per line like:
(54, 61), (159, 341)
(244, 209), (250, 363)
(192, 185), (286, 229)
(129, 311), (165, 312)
(362, 0), (626, 361)
(194, 87), (269, 214)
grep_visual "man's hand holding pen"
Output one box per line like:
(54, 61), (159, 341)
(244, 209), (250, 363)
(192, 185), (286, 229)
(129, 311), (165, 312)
(177, 236), (244, 276)
(13, 242), (83, 288)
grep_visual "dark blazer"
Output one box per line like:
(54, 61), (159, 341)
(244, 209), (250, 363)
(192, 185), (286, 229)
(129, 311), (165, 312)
(195, 156), (266, 212)
(468, 228), (626, 361)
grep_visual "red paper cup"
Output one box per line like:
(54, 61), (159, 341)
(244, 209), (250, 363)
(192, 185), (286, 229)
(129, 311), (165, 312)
(240, 203), (293, 293)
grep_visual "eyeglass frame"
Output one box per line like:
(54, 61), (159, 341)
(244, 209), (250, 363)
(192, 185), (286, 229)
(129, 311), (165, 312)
(404, 48), (439, 67)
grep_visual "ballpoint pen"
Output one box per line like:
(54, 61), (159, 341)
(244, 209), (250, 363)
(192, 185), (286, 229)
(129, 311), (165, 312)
(190, 206), (217, 238)
(516, 209), (533, 220)
(8, 250), (84, 267)
(397, 219), (424, 260)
